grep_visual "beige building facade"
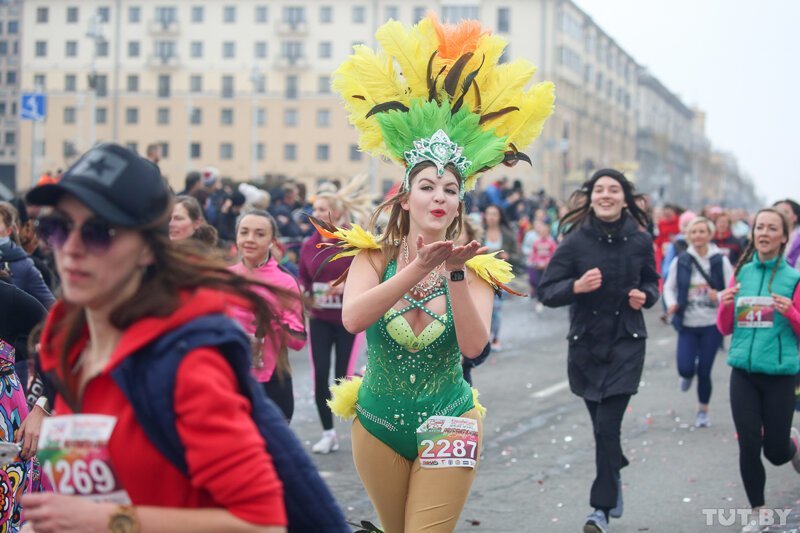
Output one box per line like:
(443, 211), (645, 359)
(0, 0), (21, 191)
(16, 0), (637, 198)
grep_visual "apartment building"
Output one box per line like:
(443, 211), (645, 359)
(0, 0), (21, 191)
(16, 1), (640, 198)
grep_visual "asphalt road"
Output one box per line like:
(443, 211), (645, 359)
(287, 297), (800, 532)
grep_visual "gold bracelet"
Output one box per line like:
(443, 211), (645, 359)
(107, 505), (140, 533)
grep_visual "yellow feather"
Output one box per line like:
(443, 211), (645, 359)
(492, 81), (556, 149)
(466, 252), (515, 288)
(472, 33), (508, 90)
(468, 59), (537, 115)
(376, 18), (438, 99)
(471, 388), (487, 418)
(327, 377), (362, 419)
(333, 224), (381, 251)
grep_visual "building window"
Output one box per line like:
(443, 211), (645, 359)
(33, 74), (46, 89)
(253, 75), (266, 93)
(283, 109), (298, 126)
(281, 41), (304, 63)
(353, 6), (366, 23)
(497, 8), (511, 32)
(128, 41), (140, 58)
(155, 40), (176, 61)
(67, 7), (79, 23)
(349, 144), (362, 161)
(190, 107), (202, 125)
(284, 144), (297, 161)
(190, 75), (202, 93)
(0, 42), (7, 56)
(320, 6), (332, 23)
(66, 41), (78, 57)
(319, 41), (332, 59)
(96, 107), (107, 124)
(255, 42), (267, 59)
(94, 74), (108, 97)
(64, 141), (78, 158)
(191, 6), (204, 23)
(159, 142), (169, 159)
(318, 75), (331, 94)
(222, 75), (234, 98)
(6, 71), (16, 85)
(97, 40), (109, 57)
(284, 6), (306, 26)
(35, 41), (47, 57)
(220, 108), (234, 125)
(220, 143), (233, 160)
(256, 108), (267, 126)
(155, 7), (177, 25)
(158, 74), (170, 97)
(499, 46), (509, 64)
(413, 7), (426, 22)
(190, 41), (203, 58)
(285, 75), (298, 99)
(190, 142), (201, 159)
(256, 143), (265, 161)
(127, 74), (138, 92)
(157, 107), (170, 125)
(316, 109), (330, 127)
(8, 21), (18, 34)
(442, 6), (479, 23)
(36, 7), (49, 23)
(4, 132), (15, 146)
(65, 74), (77, 92)
(316, 144), (330, 161)
(255, 5), (268, 23)
(128, 6), (140, 23)
(64, 107), (76, 124)
(385, 6), (398, 20)
(97, 7), (110, 23)
(222, 41), (235, 58)
(223, 6), (236, 23)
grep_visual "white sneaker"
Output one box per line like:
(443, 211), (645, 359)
(312, 431), (339, 454)
(741, 520), (768, 533)
(791, 427), (800, 473)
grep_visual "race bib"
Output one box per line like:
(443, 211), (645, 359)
(737, 296), (775, 328)
(38, 415), (131, 503)
(313, 282), (342, 309)
(417, 415), (479, 469)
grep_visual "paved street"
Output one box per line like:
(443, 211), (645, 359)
(287, 297), (800, 532)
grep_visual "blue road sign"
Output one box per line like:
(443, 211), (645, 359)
(20, 93), (46, 121)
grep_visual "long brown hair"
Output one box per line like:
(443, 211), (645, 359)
(45, 209), (298, 411)
(732, 207), (790, 293)
(367, 162), (463, 276)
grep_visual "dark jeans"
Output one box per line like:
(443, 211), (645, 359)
(309, 318), (356, 430)
(730, 368), (797, 507)
(262, 374), (294, 423)
(584, 394), (631, 510)
(676, 325), (722, 405)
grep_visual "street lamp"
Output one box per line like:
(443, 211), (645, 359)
(250, 65), (265, 180)
(85, 15), (105, 149)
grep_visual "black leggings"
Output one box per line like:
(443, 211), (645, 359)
(584, 394), (631, 511)
(262, 374), (294, 423)
(310, 318), (357, 430)
(730, 368), (797, 507)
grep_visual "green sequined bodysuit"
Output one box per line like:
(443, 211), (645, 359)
(356, 259), (474, 459)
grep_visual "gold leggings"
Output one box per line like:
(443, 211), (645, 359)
(351, 409), (483, 533)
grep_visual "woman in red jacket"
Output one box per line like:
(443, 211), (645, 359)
(22, 144), (289, 532)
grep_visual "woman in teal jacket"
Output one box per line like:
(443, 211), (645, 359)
(717, 207), (800, 532)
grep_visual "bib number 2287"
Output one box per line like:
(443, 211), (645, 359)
(417, 415), (479, 469)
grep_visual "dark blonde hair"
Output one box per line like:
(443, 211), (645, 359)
(0, 201), (21, 245)
(368, 162), (463, 275)
(733, 207), (790, 293)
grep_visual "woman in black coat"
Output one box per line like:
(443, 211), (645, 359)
(538, 169), (659, 533)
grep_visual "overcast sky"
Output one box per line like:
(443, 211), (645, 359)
(575, 0), (799, 204)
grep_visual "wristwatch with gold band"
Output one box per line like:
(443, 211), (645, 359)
(108, 505), (140, 533)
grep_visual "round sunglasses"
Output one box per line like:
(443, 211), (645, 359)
(36, 214), (118, 254)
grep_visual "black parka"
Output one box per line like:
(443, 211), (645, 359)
(538, 214), (660, 401)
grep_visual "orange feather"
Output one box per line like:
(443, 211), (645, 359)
(430, 13), (486, 61)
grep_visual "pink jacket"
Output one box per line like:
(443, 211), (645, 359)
(528, 236), (557, 270)
(229, 258), (306, 382)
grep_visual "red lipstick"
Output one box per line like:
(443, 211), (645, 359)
(431, 209), (446, 218)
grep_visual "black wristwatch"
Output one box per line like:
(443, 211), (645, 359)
(449, 269), (465, 282)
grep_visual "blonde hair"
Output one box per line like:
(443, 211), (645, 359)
(685, 216), (715, 236)
(314, 173), (373, 226)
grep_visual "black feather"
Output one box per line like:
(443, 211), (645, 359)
(429, 65), (447, 102)
(365, 101), (410, 118)
(426, 51), (437, 95)
(479, 106), (519, 125)
(451, 56), (485, 114)
(443, 52), (474, 98)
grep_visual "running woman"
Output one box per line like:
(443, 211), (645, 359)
(539, 169), (659, 533)
(717, 207), (800, 533)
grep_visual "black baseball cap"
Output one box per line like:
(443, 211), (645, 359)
(26, 143), (171, 229)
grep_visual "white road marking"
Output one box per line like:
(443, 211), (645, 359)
(531, 380), (570, 399)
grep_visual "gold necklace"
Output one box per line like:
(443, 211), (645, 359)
(401, 237), (444, 298)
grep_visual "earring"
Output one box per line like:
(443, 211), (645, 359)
(393, 239), (400, 246)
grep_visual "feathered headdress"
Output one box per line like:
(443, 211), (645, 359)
(333, 13), (556, 199)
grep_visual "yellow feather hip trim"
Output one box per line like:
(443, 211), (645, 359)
(327, 377), (362, 419)
(471, 387), (487, 418)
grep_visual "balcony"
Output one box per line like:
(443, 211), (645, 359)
(276, 21), (308, 36)
(275, 56), (309, 70)
(148, 19), (180, 35)
(147, 54), (181, 69)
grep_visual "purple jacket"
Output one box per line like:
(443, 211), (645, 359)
(787, 227), (800, 268)
(298, 232), (354, 325)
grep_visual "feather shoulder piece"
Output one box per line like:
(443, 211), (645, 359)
(466, 252), (526, 296)
(309, 215), (381, 261)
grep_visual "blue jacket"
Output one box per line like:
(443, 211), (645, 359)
(671, 251), (725, 331)
(0, 241), (54, 308)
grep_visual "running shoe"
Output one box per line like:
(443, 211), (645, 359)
(791, 427), (800, 473)
(584, 510), (609, 533)
(741, 520), (768, 533)
(679, 377), (692, 392)
(312, 431), (339, 454)
(609, 473), (623, 518)
(695, 411), (711, 428)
